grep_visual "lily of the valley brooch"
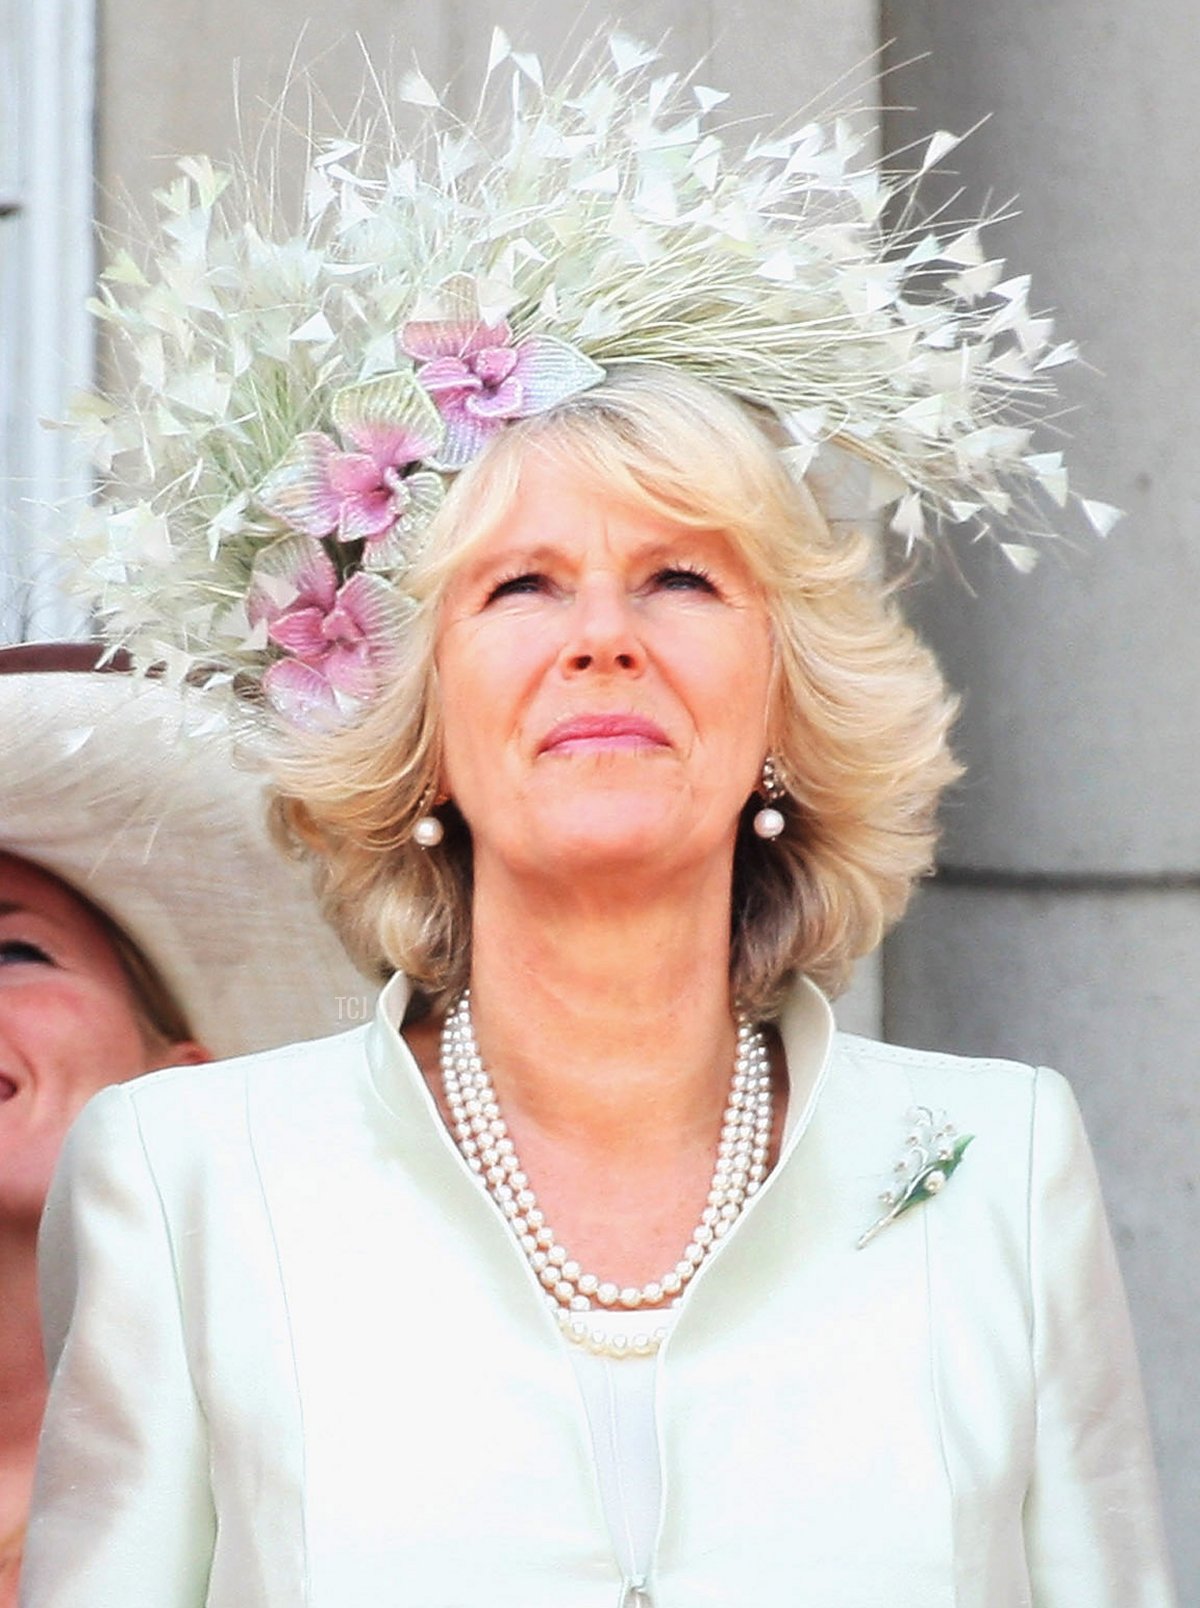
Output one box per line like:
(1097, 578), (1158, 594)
(856, 1106), (974, 1249)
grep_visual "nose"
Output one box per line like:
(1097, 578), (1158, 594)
(559, 575), (645, 677)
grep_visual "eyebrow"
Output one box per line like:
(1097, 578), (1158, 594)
(469, 543), (562, 573)
(470, 534), (726, 575)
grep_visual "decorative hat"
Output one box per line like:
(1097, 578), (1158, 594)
(0, 643), (376, 1055)
(56, 30), (1117, 732)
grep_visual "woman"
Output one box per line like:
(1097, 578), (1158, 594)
(0, 645), (373, 1605)
(21, 40), (1177, 1606)
(0, 856), (208, 1608)
(20, 373), (1177, 1604)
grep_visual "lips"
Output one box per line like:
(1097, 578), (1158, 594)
(538, 713), (671, 755)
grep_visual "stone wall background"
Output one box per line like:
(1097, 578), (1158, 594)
(92, 0), (1197, 1593)
(881, 4), (1199, 1593)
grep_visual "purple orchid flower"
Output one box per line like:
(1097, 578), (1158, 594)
(257, 374), (445, 570)
(401, 275), (604, 469)
(247, 535), (408, 731)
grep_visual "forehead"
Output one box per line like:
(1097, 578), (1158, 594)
(0, 850), (126, 959)
(453, 449), (753, 573)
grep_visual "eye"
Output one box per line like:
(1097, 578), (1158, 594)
(0, 939), (54, 967)
(651, 565), (718, 594)
(485, 571), (552, 603)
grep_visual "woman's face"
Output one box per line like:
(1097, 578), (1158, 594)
(435, 452), (774, 892)
(0, 852), (203, 1225)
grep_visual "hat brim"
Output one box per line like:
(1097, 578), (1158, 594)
(0, 647), (376, 1057)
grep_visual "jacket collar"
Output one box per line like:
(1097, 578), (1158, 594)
(365, 969), (836, 1167)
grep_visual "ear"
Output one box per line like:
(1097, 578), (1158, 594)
(157, 1040), (214, 1069)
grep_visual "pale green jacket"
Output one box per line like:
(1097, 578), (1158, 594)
(21, 975), (1177, 1607)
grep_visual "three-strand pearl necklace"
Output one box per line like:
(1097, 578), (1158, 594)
(440, 990), (774, 1357)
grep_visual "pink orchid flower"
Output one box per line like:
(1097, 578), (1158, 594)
(247, 535), (407, 731)
(401, 295), (604, 469)
(257, 375), (444, 571)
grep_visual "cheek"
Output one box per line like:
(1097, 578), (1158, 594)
(677, 618), (773, 733)
(82, 997), (151, 1084)
(705, 630), (775, 790)
(3, 979), (150, 1097)
(438, 634), (549, 785)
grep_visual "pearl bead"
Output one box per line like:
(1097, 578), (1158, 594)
(752, 805), (785, 839)
(411, 814), (444, 847)
(441, 988), (773, 1359)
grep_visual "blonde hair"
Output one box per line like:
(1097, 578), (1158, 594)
(272, 366), (961, 1014)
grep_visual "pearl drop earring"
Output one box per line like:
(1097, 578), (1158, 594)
(412, 814), (444, 848)
(412, 787), (446, 848)
(752, 755), (786, 840)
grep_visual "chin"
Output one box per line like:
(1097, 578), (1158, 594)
(522, 795), (708, 877)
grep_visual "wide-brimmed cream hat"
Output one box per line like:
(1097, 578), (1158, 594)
(0, 643), (377, 1057)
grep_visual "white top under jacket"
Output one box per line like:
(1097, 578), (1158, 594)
(21, 974), (1178, 1608)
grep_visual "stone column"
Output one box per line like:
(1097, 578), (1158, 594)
(881, 3), (1199, 1595)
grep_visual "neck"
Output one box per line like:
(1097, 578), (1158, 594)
(466, 855), (741, 1159)
(0, 1223), (47, 1594)
(0, 1225), (47, 1438)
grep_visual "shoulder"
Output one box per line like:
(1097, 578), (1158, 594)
(829, 1030), (1074, 1121)
(69, 1023), (372, 1163)
(48, 1026), (379, 1281)
(823, 1032), (1088, 1202)
(140, 1021), (367, 1097)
